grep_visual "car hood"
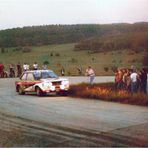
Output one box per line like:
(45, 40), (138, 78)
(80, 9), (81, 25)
(40, 77), (69, 82)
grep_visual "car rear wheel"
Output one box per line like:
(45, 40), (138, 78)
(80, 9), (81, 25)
(36, 87), (43, 96)
(18, 86), (25, 95)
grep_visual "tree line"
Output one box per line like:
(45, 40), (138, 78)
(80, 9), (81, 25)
(74, 32), (148, 52)
(0, 22), (148, 48)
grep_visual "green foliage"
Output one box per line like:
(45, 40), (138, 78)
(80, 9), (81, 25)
(50, 52), (53, 56)
(13, 46), (23, 52)
(104, 67), (109, 72)
(75, 32), (148, 52)
(22, 46), (32, 53)
(1, 47), (5, 53)
(43, 61), (49, 65)
(55, 53), (60, 57)
(69, 58), (77, 63)
(0, 23), (148, 48)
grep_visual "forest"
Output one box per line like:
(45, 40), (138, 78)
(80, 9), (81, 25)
(0, 22), (148, 51)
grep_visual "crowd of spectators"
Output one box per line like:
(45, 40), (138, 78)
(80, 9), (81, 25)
(115, 68), (148, 94)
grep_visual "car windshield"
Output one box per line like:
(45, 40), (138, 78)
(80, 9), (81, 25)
(34, 71), (58, 80)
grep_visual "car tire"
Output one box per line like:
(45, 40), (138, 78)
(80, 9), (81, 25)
(57, 91), (68, 96)
(36, 87), (43, 96)
(18, 86), (25, 95)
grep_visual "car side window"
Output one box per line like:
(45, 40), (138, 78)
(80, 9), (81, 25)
(21, 73), (27, 80)
(27, 73), (34, 81)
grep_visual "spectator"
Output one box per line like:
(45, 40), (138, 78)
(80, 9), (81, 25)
(130, 69), (138, 93)
(9, 64), (15, 77)
(17, 62), (22, 77)
(61, 67), (65, 76)
(140, 68), (147, 94)
(77, 67), (83, 76)
(0, 63), (4, 78)
(23, 63), (29, 71)
(86, 66), (95, 85)
(42, 64), (47, 70)
(23, 63), (27, 71)
(116, 69), (124, 90)
(33, 62), (38, 70)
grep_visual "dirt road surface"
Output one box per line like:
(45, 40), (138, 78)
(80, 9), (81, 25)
(0, 77), (148, 146)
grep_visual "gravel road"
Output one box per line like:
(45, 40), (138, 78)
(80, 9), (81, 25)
(0, 77), (148, 146)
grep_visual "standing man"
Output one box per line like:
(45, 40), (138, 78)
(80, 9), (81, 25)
(61, 67), (65, 76)
(33, 62), (38, 70)
(130, 69), (138, 93)
(86, 66), (95, 85)
(17, 62), (22, 77)
(0, 63), (4, 78)
(141, 68), (147, 94)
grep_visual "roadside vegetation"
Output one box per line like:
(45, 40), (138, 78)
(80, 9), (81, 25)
(69, 83), (148, 106)
(0, 43), (147, 76)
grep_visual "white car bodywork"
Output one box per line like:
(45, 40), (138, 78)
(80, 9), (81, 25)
(15, 70), (69, 96)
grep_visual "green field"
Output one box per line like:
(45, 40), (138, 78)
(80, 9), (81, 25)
(0, 43), (146, 76)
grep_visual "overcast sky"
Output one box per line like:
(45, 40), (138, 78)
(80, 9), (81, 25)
(0, 0), (148, 30)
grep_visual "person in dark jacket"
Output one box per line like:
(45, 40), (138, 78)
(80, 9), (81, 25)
(140, 68), (147, 94)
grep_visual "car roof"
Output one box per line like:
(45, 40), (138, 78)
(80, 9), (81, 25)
(24, 70), (53, 73)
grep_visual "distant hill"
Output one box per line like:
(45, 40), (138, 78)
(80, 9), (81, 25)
(0, 22), (148, 48)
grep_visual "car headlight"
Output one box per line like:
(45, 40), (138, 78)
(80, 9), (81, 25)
(62, 80), (69, 85)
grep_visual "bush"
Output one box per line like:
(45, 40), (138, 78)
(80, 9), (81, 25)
(69, 58), (78, 63)
(43, 61), (49, 65)
(104, 67), (109, 72)
(67, 71), (71, 76)
(22, 47), (32, 53)
(13, 46), (23, 52)
(110, 66), (118, 72)
(55, 53), (60, 57)
(69, 83), (148, 106)
(1, 47), (5, 53)
(50, 52), (53, 57)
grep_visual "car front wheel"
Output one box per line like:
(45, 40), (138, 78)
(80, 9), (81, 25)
(36, 87), (43, 96)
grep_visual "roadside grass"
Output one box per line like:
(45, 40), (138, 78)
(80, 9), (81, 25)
(69, 83), (148, 106)
(0, 43), (146, 76)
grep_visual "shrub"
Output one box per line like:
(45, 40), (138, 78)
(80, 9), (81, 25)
(1, 47), (5, 53)
(22, 47), (32, 53)
(43, 61), (49, 65)
(69, 83), (148, 106)
(55, 53), (60, 57)
(13, 46), (23, 52)
(110, 66), (118, 72)
(104, 67), (109, 72)
(50, 52), (53, 56)
(70, 58), (77, 63)
(67, 71), (71, 76)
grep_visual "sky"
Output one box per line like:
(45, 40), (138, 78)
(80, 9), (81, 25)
(0, 0), (148, 30)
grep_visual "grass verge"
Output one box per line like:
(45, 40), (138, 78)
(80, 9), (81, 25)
(69, 83), (148, 106)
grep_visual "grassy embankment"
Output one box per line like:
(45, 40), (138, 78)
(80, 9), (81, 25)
(0, 43), (146, 76)
(69, 83), (148, 106)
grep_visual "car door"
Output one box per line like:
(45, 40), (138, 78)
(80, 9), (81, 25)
(25, 73), (36, 92)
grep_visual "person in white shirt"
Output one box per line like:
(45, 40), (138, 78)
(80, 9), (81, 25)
(23, 63), (27, 71)
(23, 63), (30, 71)
(86, 66), (95, 85)
(33, 62), (38, 70)
(130, 69), (138, 93)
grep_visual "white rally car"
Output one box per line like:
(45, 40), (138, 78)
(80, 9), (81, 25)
(15, 70), (69, 96)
